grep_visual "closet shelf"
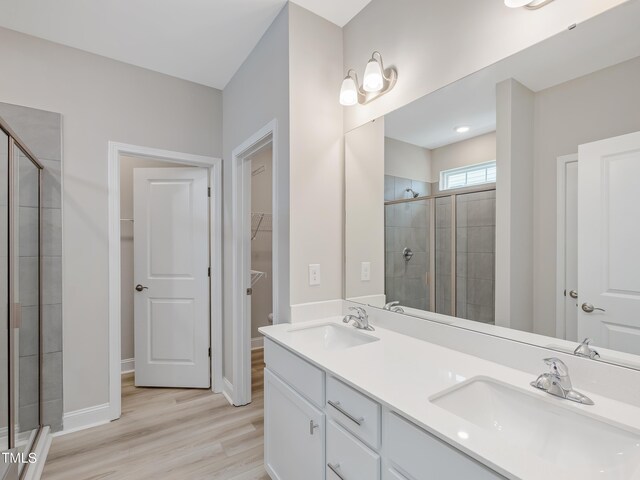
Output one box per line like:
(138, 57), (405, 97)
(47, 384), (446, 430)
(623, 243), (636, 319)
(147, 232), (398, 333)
(251, 212), (272, 240)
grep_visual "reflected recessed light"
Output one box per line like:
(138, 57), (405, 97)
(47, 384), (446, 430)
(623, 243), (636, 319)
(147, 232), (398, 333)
(505, 0), (555, 9)
(457, 431), (469, 440)
(455, 126), (470, 134)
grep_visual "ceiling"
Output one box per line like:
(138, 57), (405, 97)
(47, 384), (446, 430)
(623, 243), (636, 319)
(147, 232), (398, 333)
(0, 0), (371, 90)
(385, 0), (640, 150)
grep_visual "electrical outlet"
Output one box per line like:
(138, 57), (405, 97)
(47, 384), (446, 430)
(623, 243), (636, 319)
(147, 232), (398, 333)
(309, 264), (321, 286)
(361, 262), (371, 281)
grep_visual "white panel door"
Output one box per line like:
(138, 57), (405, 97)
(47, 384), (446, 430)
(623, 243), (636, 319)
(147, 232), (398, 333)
(578, 131), (640, 355)
(134, 167), (210, 388)
(563, 159), (579, 341)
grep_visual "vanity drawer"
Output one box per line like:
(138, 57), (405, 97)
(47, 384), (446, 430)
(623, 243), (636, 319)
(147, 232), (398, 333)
(326, 420), (380, 480)
(264, 338), (325, 407)
(326, 376), (381, 449)
(385, 412), (504, 480)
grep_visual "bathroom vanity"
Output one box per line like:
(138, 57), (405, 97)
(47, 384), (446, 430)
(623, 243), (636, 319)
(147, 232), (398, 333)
(260, 318), (640, 480)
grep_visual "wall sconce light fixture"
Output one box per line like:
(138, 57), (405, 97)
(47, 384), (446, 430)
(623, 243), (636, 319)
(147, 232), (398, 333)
(340, 51), (397, 106)
(505, 0), (554, 9)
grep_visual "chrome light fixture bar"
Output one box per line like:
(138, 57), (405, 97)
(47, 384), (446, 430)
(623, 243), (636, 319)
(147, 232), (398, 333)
(340, 51), (397, 106)
(505, 0), (555, 9)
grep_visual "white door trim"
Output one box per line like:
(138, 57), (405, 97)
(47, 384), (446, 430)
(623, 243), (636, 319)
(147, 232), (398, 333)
(107, 142), (222, 421)
(230, 119), (279, 406)
(556, 153), (578, 340)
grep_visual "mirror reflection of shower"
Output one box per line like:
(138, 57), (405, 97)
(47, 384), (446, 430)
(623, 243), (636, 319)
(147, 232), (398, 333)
(405, 187), (419, 198)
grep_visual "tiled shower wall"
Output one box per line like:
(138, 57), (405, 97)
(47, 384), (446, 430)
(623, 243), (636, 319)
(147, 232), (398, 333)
(0, 103), (63, 432)
(384, 200), (429, 311)
(384, 174), (429, 201)
(456, 190), (496, 324)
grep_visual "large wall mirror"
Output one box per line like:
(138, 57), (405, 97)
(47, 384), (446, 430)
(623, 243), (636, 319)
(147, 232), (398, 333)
(345, 0), (640, 370)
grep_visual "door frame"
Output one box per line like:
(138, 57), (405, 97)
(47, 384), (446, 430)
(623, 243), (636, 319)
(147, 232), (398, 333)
(555, 153), (578, 340)
(107, 142), (222, 421)
(230, 119), (279, 406)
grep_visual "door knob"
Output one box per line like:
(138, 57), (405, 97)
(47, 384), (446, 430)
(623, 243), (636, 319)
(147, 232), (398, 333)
(569, 290), (578, 299)
(135, 284), (149, 292)
(582, 303), (605, 313)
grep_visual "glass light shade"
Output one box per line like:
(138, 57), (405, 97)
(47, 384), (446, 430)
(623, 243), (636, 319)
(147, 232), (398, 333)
(504, 0), (533, 7)
(363, 59), (384, 93)
(339, 76), (359, 106)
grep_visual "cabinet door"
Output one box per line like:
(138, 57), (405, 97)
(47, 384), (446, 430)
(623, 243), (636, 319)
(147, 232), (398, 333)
(265, 369), (325, 480)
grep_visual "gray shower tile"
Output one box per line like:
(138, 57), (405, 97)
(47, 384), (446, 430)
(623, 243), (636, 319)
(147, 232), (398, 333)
(42, 256), (62, 305)
(42, 208), (62, 257)
(397, 203), (412, 227)
(41, 160), (61, 209)
(467, 226), (495, 253)
(18, 354), (39, 407)
(456, 227), (468, 253)
(43, 304), (63, 353)
(456, 201), (468, 227)
(19, 306), (39, 357)
(467, 304), (495, 324)
(394, 177), (412, 200)
(467, 278), (495, 306)
(456, 252), (468, 277)
(42, 352), (63, 402)
(410, 203), (428, 227)
(411, 180), (428, 198)
(0, 103), (62, 161)
(19, 207), (39, 257)
(410, 251), (428, 267)
(436, 203), (452, 228)
(19, 157), (40, 208)
(19, 256), (39, 307)
(435, 249), (451, 274)
(18, 403), (39, 433)
(411, 228), (428, 252)
(467, 252), (495, 280)
(384, 175), (395, 202)
(42, 399), (63, 432)
(467, 199), (496, 227)
(435, 228), (451, 253)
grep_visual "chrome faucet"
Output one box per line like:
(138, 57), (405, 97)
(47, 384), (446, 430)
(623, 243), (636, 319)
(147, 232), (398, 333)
(574, 338), (600, 359)
(343, 307), (375, 331)
(530, 358), (594, 405)
(383, 301), (405, 313)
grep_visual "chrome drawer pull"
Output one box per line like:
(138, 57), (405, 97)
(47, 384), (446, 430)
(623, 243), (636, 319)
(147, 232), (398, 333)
(327, 462), (346, 480)
(309, 420), (319, 435)
(328, 400), (364, 426)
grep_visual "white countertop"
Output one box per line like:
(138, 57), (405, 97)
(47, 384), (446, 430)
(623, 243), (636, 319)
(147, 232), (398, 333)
(260, 316), (640, 480)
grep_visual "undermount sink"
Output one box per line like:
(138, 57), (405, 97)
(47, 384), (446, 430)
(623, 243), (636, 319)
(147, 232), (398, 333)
(286, 323), (379, 351)
(431, 377), (640, 478)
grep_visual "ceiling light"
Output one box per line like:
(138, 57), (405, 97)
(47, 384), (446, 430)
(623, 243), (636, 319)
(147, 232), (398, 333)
(339, 51), (397, 106)
(504, 0), (555, 9)
(455, 126), (470, 133)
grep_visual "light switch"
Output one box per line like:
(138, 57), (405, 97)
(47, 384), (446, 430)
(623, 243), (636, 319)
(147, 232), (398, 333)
(309, 264), (321, 286)
(361, 262), (371, 281)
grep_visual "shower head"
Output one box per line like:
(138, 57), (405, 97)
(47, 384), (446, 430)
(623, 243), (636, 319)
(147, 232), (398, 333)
(405, 188), (419, 198)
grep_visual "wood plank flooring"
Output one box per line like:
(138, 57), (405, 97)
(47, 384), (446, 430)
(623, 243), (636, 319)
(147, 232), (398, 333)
(43, 349), (268, 480)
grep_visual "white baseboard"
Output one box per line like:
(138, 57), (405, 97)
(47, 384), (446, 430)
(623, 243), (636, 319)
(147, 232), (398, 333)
(251, 337), (264, 350)
(222, 377), (234, 406)
(58, 403), (111, 436)
(121, 358), (135, 374)
(290, 299), (344, 323)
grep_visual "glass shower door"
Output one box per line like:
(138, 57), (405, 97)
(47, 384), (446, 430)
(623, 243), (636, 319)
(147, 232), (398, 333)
(13, 144), (41, 469)
(0, 129), (8, 457)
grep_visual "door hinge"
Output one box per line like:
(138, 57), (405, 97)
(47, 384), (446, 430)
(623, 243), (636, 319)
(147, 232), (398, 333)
(208, 266), (211, 277)
(207, 187), (211, 197)
(246, 288), (253, 296)
(208, 347), (211, 357)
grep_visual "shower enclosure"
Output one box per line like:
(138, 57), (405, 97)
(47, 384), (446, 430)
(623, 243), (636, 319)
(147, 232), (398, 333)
(385, 187), (496, 324)
(1, 116), (46, 480)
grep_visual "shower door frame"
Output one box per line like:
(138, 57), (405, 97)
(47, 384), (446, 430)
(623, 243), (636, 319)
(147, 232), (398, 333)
(1, 115), (44, 457)
(384, 184), (496, 316)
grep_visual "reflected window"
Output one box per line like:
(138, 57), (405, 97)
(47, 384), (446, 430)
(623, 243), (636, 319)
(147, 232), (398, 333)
(440, 161), (496, 191)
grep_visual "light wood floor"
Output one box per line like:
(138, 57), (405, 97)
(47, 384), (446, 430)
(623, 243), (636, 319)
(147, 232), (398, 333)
(43, 349), (268, 480)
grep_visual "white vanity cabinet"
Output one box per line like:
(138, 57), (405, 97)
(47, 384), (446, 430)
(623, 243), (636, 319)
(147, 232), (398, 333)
(264, 369), (325, 480)
(263, 339), (504, 480)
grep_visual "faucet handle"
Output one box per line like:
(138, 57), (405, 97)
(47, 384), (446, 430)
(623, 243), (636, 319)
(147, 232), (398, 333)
(349, 306), (366, 318)
(574, 338), (600, 359)
(544, 357), (569, 377)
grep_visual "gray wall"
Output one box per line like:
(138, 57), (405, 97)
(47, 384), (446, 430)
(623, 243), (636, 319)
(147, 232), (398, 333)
(532, 55), (640, 336)
(0, 27), (222, 414)
(222, 5), (290, 384)
(0, 103), (63, 432)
